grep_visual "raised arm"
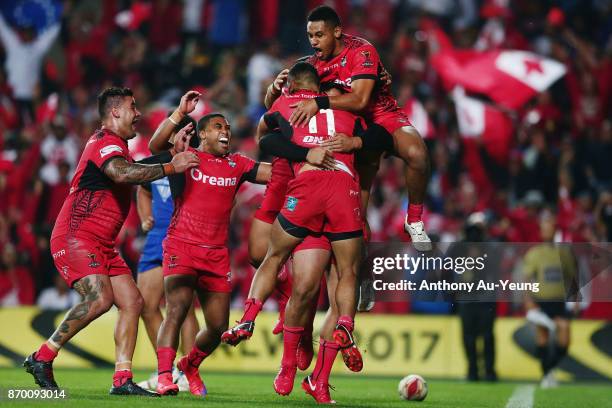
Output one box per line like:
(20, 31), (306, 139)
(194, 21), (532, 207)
(264, 69), (289, 109)
(0, 13), (19, 49)
(33, 23), (61, 56)
(149, 90), (201, 153)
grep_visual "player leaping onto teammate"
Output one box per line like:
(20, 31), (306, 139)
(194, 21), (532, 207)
(24, 87), (199, 396)
(228, 62), (365, 404)
(148, 91), (272, 397)
(265, 5), (432, 251)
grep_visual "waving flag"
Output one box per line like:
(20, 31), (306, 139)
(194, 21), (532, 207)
(401, 98), (435, 139)
(432, 49), (566, 109)
(453, 88), (513, 163)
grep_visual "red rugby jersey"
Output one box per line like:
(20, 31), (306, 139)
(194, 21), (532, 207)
(166, 149), (257, 247)
(305, 34), (399, 120)
(265, 90), (362, 177)
(51, 129), (133, 246)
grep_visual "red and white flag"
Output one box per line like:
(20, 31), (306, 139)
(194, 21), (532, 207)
(432, 49), (566, 109)
(453, 88), (513, 163)
(401, 98), (435, 139)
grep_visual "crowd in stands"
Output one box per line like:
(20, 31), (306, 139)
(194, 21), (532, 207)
(0, 0), (610, 318)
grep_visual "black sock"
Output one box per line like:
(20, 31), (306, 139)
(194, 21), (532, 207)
(536, 345), (550, 375)
(549, 345), (568, 369)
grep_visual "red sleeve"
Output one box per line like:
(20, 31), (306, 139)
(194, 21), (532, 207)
(349, 44), (379, 80)
(239, 154), (257, 174)
(92, 138), (130, 169)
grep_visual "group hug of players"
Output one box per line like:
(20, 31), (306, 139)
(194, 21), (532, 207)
(23, 6), (432, 404)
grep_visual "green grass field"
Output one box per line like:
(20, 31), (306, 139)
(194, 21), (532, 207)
(0, 368), (611, 407)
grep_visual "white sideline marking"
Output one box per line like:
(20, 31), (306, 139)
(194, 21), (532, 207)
(505, 385), (535, 408)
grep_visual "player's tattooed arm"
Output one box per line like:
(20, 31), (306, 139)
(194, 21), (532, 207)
(103, 152), (200, 184)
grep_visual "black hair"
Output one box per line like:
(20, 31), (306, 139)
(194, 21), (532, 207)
(97, 87), (133, 119)
(168, 112), (199, 148)
(197, 113), (226, 131)
(288, 62), (320, 87)
(307, 5), (341, 27)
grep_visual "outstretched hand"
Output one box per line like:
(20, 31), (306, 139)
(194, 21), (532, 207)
(170, 151), (200, 173)
(289, 99), (318, 127)
(306, 147), (336, 169)
(321, 132), (362, 152)
(178, 90), (201, 115)
(173, 123), (195, 152)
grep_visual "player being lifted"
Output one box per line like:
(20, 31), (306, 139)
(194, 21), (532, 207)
(265, 5), (432, 250)
(236, 62), (365, 403)
(24, 87), (199, 395)
(149, 91), (272, 396)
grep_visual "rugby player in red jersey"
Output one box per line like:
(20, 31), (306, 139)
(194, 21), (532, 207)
(148, 103), (272, 396)
(249, 154), (294, 336)
(248, 154), (328, 372)
(265, 5), (432, 251)
(24, 87), (199, 395)
(238, 62), (364, 403)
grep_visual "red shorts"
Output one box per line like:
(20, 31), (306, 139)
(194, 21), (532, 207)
(294, 234), (331, 253)
(162, 239), (231, 293)
(50, 235), (131, 287)
(280, 170), (363, 239)
(371, 108), (412, 136)
(254, 158), (293, 224)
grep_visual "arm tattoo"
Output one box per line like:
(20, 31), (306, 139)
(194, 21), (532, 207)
(103, 157), (165, 184)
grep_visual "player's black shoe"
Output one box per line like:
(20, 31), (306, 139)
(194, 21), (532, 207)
(23, 353), (59, 389)
(109, 378), (161, 397)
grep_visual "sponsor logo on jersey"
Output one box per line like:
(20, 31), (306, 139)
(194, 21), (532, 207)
(190, 168), (237, 187)
(321, 63), (340, 72)
(52, 249), (66, 259)
(360, 50), (374, 67)
(99, 144), (124, 157)
(333, 77), (352, 88)
(226, 271), (232, 282)
(61, 266), (69, 278)
(285, 196), (298, 212)
(87, 253), (100, 268)
(302, 135), (325, 144)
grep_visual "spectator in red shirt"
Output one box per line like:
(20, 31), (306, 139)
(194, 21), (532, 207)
(0, 243), (34, 306)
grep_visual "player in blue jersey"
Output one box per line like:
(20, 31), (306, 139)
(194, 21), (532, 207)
(136, 113), (200, 391)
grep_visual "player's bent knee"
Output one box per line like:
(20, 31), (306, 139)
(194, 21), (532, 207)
(292, 285), (319, 305)
(121, 292), (144, 313)
(408, 144), (428, 166)
(91, 296), (114, 317)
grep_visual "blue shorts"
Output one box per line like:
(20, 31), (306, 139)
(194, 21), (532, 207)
(137, 231), (166, 273)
